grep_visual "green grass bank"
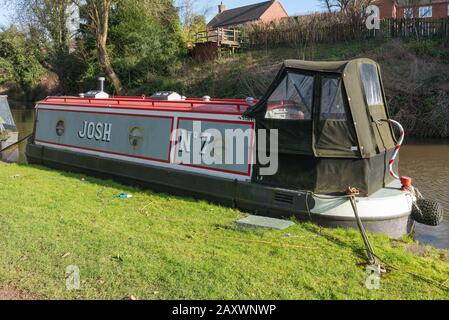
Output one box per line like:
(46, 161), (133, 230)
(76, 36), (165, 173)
(0, 163), (448, 300)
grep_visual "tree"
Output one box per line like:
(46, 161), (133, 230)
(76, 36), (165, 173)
(80, 0), (123, 94)
(0, 27), (46, 97)
(319, 0), (374, 15)
(108, 0), (184, 90)
(1, 0), (87, 94)
(177, 0), (212, 46)
(2, 0), (122, 94)
(177, 0), (212, 27)
(1, 0), (186, 95)
(2, 0), (73, 53)
(81, 0), (183, 94)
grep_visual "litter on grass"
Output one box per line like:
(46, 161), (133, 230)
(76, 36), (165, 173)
(118, 193), (133, 199)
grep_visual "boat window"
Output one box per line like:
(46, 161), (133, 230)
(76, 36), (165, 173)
(265, 73), (314, 120)
(320, 77), (347, 120)
(360, 63), (383, 106)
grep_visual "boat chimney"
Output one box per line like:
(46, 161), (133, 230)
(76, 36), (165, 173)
(98, 77), (106, 92)
(218, 2), (226, 14)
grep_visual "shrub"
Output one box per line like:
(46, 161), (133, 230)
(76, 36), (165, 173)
(0, 27), (46, 97)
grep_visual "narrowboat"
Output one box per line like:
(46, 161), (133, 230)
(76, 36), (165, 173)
(26, 58), (442, 238)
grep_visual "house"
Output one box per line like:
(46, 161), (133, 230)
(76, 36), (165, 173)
(193, 1), (288, 60)
(377, 0), (449, 18)
(207, 0), (289, 29)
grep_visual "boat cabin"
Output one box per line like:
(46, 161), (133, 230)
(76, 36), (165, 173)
(245, 58), (398, 196)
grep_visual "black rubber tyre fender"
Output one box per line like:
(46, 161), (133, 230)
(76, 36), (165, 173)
(411, 198), (444, 226)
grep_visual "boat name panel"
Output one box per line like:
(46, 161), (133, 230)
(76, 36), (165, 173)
(78, 121), (112, 142)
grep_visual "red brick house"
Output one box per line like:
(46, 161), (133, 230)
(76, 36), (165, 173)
(207, 0), (289, 29)
(377, 0), (449, 18)
(194, 1), (288, 60)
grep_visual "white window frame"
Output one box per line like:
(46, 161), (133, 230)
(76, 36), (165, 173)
(419, 6), (432, 18)
(404, 7), (413, 18)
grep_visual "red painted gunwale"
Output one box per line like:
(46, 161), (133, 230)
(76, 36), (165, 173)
(38, 96), (255, 116)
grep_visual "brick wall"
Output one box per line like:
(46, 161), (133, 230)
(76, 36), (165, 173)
(259, 0), (289, 23)
(433, 3), (449, 17)
(376, 0), (395, 18)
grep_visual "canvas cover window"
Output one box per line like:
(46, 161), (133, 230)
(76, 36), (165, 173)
(320, 77), (347, 120)
(360, 63), (383, 106)
(265, 73), (314, 120)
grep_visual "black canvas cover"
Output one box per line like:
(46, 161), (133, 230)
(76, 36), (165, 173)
(245, 59), (397, 196)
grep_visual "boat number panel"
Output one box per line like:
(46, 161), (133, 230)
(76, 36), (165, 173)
(174, 117), (254, 176)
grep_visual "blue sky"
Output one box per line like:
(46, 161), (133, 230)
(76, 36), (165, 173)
(0, 5), (13, 27)
(0, 1), (323, 27)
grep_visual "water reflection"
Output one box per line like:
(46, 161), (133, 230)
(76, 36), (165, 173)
(5, 107), (449, 248)
(8, 106), (35, 164)
(400, 142), (449, 249)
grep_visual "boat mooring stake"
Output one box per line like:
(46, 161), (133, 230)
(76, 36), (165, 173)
(346, 188), (384, 272)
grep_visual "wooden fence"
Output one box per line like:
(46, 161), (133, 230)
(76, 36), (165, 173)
(241, 17), (449, 50)
(385, 18), (449, 38)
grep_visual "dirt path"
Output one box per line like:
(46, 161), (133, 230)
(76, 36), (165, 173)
(0, 287), (39, 300)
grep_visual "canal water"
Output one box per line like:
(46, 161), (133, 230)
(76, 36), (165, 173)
(3, 107), (449, 249)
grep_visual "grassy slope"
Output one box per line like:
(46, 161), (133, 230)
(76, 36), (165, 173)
(133, 40), (388, 99)
(0, 163), (448, 300)
(174, 39), (449, 99)
(158, 39), (449, 138)
(169, 40), (387, 99)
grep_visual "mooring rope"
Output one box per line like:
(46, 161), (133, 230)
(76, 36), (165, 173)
(0, 133), (32, 153)
(372, 252), (449, 290)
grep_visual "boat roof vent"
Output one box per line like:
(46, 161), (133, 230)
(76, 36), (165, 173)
(151, 91), (182, 101)
(84, 91), (110, 99)
(84, 77), (110, 99)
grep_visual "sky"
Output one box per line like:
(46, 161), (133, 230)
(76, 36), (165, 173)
(0, 5), (13, 27)
(0, 1), (324, 27)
